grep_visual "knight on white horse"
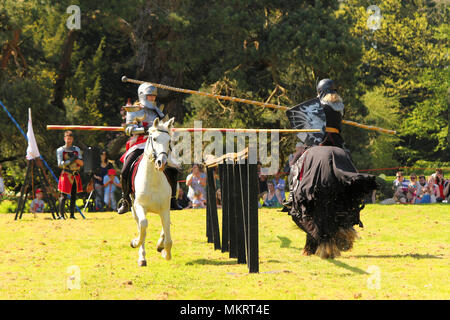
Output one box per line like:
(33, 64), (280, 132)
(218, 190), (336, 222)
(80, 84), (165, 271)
(129, 117), (176, 266)
(117, 83), (182, 214)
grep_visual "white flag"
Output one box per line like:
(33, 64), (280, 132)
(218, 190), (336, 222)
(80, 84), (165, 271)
(26, 108), (41, 160)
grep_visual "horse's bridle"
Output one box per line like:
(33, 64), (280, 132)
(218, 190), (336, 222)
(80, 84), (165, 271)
(146, 128), (171, 161)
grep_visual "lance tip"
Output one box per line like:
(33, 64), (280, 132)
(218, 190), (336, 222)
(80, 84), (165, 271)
(121, 76), (128, 82)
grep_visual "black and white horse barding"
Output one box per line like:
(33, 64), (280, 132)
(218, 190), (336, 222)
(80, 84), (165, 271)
(129, 117), (175, 266)
(289, 146), (377, 259)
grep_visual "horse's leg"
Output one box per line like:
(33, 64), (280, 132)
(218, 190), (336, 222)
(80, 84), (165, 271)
(131, 203), (148, 266)
(159, 210), (172, 260)
(130, 201), (139, 248)
(156, 227), (165, 253)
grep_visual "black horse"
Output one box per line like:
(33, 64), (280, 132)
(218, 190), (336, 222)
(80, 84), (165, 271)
(289, 146), (377, 259)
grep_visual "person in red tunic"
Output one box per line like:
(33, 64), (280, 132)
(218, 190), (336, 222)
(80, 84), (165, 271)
(56, 131), (84, 219)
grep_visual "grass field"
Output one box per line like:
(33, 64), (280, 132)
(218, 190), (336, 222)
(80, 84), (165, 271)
(0, 204), (448, 300)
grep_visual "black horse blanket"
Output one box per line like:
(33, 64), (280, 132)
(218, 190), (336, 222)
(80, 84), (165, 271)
(289, 146), (377, 243)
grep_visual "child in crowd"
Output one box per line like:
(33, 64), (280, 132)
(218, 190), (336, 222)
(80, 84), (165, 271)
(103, 169), (121, 211)
(393, 171), (409, 204)
(192, 191), (206, 209)
(30, 188), (45, 215)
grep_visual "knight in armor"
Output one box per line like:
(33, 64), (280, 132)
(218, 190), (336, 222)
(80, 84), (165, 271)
(316, 78), (346, 149)
(283, 78), (347, 211)
(56, 131), (84, 219)
(117, 83), (182, 214)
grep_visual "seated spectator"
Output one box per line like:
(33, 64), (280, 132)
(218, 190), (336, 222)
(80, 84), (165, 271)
(407, 173), (420, 204)
(216, 189), (222, 208)
(192, 191), (206, 209)
(393, 171), (410, 204)
(186, 164), (207, 202)
(262, 181), (283, 208)
(415, 185), (433, 204)
(272, 171), (286, 204)
(177, 188), (191, 209)
(427, 175), (438, 203)
(258, 173), (268, 203)
(30, 188), (45, 214)
(103, 169), (121, 211)
(434, 169), (446, 202)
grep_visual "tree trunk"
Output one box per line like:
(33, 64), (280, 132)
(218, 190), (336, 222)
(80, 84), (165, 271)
(52, 29), (77, 113)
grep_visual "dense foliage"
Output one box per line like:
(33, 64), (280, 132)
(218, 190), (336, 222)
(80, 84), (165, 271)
(0, 0), (448, 188)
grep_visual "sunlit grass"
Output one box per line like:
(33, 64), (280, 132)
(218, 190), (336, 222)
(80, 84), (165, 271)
(0, 204), (448, 300)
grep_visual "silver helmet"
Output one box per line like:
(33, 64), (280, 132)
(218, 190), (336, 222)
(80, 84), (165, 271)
(138, 83), (158, 108)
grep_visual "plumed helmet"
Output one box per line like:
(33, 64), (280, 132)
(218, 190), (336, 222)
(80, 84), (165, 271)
(316, 79), (336, 99)
(138, 83), (157, 106)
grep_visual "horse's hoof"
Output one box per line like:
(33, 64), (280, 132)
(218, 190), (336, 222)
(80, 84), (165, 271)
(130, 240), (136, 248)
(156, 238), (164, 252)
(161, 249), (171, 261)
(138, 260), (147, 267)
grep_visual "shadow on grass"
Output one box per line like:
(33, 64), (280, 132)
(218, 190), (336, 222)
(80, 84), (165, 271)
(277, 236), (291, 248)
(186, 259), (238, 266)
(325, 259), (368, 275)
(348, 253), (443, 259)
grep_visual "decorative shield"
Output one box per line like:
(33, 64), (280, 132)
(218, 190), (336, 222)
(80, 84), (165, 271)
(286, 98), (325, 146)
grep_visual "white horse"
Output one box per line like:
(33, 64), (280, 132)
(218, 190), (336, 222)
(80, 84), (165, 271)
(129, 117), (175, 266)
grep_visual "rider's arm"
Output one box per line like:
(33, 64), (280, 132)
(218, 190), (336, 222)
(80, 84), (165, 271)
(124, 123), (146, 136)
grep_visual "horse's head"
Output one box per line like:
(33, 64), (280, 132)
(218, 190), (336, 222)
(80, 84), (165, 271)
(145, 117), (175, 171)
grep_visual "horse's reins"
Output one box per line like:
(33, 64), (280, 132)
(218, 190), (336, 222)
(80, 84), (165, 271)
(146, 128), (171, 161)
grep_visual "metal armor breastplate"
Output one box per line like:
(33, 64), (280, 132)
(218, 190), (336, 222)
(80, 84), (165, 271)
(125, 102), (163, 135)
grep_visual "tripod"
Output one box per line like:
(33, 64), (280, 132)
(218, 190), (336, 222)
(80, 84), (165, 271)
(15, 158), (60, 220)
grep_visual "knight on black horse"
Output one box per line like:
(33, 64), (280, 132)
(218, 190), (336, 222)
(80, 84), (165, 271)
(285, 79), (377, 259)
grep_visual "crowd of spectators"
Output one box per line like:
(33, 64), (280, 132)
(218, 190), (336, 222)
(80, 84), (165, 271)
(388, 169), (449, 204)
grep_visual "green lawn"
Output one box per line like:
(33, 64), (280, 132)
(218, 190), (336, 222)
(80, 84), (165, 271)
(0, 204), (448, 300)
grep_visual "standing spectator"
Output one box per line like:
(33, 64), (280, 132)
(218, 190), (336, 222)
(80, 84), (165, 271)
(103, 169), (121, 211)
(56, 131), (83, 219)
(186, 164), (206, 202)
(93, 150), (113, 211)
(272, 171), (286, 205)
(393, 171), (409, 204)
(262, 181), (282, 208)
(0, 164), (5, 199)
(30, 188), (45, 214)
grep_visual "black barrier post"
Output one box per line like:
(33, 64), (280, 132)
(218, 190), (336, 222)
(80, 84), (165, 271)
(227, 162), (237, 258)
(239, 161), (249, 268)
(233, 162), (246, 264)
(206, 172), (213, 244)
(206, 167), (221, 250)
(219, 162), (229, 252)
(247, 162), (259, 273)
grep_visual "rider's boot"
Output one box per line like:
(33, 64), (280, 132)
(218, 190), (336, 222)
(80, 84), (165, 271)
(165, 167), (183, 210)
(281, 171), (294, 212)
(117, 174), (130, 214)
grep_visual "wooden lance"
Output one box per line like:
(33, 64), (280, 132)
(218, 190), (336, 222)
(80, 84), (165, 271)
(121, 76), (397, 135)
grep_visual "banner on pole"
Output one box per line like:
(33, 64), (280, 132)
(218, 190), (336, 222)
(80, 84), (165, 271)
(26, 108), (41, 160)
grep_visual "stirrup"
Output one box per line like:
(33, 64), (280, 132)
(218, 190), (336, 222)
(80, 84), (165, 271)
(170, 197), (183, 210)
(117, 198), (130, 214)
